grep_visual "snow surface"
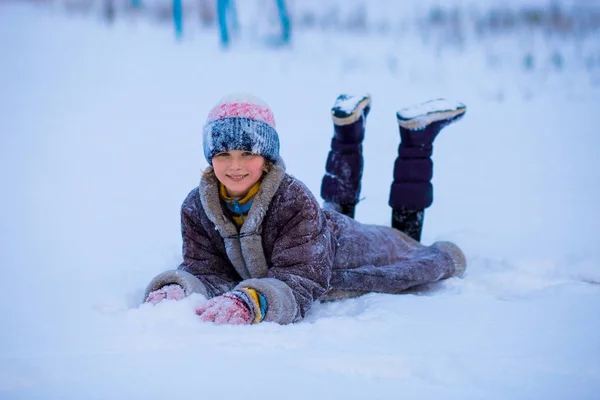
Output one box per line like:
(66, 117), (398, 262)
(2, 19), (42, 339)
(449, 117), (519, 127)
(1, 1), (600, 399)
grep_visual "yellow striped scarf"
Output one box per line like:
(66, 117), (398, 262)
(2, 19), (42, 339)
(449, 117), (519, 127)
(219, 181), (261, 227)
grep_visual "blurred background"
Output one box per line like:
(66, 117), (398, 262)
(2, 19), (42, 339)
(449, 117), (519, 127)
(20, 0), (600, 80)
(7, 0), (598, 107)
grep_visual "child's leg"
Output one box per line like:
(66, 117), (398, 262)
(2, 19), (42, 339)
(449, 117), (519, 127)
(389, 99), (466, 241)
(321, 94), (371, 219)
(325, 216), (467, 298)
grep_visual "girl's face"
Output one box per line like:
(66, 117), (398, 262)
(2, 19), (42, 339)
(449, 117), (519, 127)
(212, 150), (266, 197)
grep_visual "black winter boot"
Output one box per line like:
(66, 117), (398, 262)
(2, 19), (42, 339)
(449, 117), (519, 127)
(389, 99), (466, 241)
(321, 94), (371, 219)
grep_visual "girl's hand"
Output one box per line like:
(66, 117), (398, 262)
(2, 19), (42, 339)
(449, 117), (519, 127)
(145, 284), (185, 305)
(195, 293), (253, 325)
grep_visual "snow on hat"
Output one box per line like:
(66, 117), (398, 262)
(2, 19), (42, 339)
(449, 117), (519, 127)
(203, 93), (280, 165)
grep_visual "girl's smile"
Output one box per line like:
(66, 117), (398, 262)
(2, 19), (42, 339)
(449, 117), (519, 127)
(227, 173), (249, 182)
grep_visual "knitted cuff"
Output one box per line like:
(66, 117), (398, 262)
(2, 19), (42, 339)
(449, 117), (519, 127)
(235, 278), (298, 324)
(230, 288), (268, 324)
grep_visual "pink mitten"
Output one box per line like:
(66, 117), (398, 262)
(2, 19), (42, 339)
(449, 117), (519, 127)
(195, 293), (252, 325)
(145, 284), (185, 305)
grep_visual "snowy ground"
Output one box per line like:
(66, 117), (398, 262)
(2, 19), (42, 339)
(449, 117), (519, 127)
(1, 2), (600, 399)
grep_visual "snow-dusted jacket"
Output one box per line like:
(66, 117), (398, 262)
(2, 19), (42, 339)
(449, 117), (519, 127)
(145, 160), (466, 324)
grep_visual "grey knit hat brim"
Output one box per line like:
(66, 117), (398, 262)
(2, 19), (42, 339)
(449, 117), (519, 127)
(203, 117), (280, 165)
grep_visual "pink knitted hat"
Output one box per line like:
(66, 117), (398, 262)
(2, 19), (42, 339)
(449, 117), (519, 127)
(203, 94), (280, 164)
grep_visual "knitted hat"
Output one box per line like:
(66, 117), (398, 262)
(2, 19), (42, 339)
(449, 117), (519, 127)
(203, 93), (280, 165)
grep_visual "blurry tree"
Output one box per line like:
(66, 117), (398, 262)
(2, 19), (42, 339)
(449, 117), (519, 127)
(199, 0), (216, 26)
(64, 0), (94, 13)
(103, 0), (115, 24)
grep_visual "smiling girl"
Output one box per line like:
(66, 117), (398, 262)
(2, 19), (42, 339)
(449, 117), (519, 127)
(144, 93), (467, 325)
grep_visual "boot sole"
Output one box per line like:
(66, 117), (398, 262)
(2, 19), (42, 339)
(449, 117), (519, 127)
(397, 99), (466, 130)
(331, 94), (371, 126)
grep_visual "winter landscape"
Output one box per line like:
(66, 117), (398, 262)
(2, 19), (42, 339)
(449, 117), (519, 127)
(1, 0), (599, 399)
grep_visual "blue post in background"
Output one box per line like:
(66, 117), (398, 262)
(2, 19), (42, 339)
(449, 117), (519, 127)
(264, 0), (291, 47)
(276, 0), (291, 45)
(173, 0), (183, 40)
(217, 0), (287, 48)
(130, 0), (142, 9)
(217, 0), (230, 47)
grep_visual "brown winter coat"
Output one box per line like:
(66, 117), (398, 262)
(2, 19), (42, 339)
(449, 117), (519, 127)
(146, 160), (465, 324)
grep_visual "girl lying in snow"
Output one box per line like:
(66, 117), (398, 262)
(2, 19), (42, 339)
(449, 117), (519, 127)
(144, 93), (467, 325)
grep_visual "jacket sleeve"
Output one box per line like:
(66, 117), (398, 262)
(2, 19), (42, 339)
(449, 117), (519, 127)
(237, 185), (334, 324)
(176, 190), (240, 298)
